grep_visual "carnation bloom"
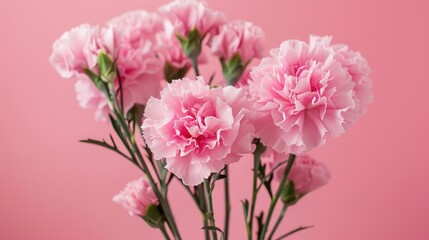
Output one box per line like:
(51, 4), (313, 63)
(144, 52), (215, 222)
(159, 0), (226, 38)
(262, 149), (330, 194)
(108, 10), (163, 81)
(51, 12), (167, 121)
(142, 77), (255, 186)
(248, 35), (363, 153)
(49, 24), (102, 78)
(210, 21), (265, 63)
(113, 177), (159, 216)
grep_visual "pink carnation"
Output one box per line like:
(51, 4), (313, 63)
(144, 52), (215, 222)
(309, 36), (373, 125)
(248, 36), (362, 153)
(142, 77), (255, 186)
(113, 177), (159, 217)
(210, 21), (265, 63)
(51, 12), (167, 121)
(108, 10), (163, 80)
(159, 0), (226, 38)
(49, 24), (102, 78)
(262, 150), (330, 194)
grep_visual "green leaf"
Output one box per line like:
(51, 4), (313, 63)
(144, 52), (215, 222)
(256, 211), (265, 239)
(79, 138), (132, 161)
(275, 226), (314, 240)
(201, 226), (225, 240)
(109, 114), (123, 139)
(241, 199), (249, 220)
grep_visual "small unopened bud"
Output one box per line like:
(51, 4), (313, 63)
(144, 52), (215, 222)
(142, 204), (165, 228)
(176, 29), (203, 60)
(97, 51), (116, 83)
(221, 54), (245, 86)
(281, 180), (300, 205)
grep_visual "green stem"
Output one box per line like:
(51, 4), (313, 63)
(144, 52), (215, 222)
(107, 82), (181, 240)
(248, 142), (264, 240)
(197, 184), (210, 240)
(204, 179), (218, 240)
(160, 224), (171, 240)
(191, 56), (200, 76)
(258, 154), (296, 240)
(224, 167), (231, 240)
(267, 204), (288, 240)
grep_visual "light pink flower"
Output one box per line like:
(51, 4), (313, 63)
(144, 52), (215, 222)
(108, 10), (164, 80)
(309, 36), (373, 125)
(142, 77), (255, 186)
(262, 149), (330, 194)
(113, 177), (159, 216)
(210, 21), (265, 63)
(248, 36), (360, 153)
(49, 24), (102, 78)
(159, 0), (226, 38)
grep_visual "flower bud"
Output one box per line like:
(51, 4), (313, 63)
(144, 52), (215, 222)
(176, 29), (203, 60)
(97, 51), (116, 83)
(221, 54), (245, 86)
(142, 204), (165, 228)
(113, 177), (159, 219)
(281, 180), (300, 205)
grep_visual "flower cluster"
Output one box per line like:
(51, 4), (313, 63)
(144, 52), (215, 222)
(51, 0), (373, 238)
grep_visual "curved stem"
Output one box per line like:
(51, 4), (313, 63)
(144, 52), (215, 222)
(248, 142), (264, 240)
(160, 224), (171, 240)
(191, 56), (200, 76)
(267, 204), (288, 240)
(204, 179), (218, 240)
(107, 82), (181, 240)
(224, 167), (231, 240)
(197, 184), (210, 240)
(258, 154), (296, 240)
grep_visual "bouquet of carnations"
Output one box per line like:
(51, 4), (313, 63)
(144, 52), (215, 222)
(50, 0), (373, 239)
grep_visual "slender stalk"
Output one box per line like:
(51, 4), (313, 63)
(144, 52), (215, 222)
(108, 81), (182, 240)
(267, 204), (288, 240)
(258, 154), (296, 240)
(248, 142), (264, 240)
(224, 167), (231, 240)
(197, 184), (210, 240)
(191, 56), (200, 76)
(160, 224), (171, 240)
(204, 179), (218, 240)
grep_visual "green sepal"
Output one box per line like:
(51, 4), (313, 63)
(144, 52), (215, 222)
(176, 28), (203, 60)
(281, 180), (300, 205)
(221, 54), (245, 86)
(142, 204), (164, 228)
(126, 104), (145, 125)
(97, 51), (116, 83)
(164, 61), (190, 83)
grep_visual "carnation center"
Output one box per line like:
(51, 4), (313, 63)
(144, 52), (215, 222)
(281, 61), (327, 112)
(173, 98), (218, 155)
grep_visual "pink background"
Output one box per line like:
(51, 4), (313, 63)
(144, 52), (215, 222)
(1, 0), (428, 239)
